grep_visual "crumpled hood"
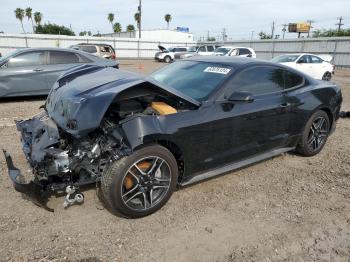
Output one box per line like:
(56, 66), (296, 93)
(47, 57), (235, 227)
(45, 65), (199, 137)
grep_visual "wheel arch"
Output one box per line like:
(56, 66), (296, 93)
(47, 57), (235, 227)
(319, 107), (334, 129)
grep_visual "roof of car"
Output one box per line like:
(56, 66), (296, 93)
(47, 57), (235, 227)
(185, 56), (269, 67)
(217, 46), (253, 49)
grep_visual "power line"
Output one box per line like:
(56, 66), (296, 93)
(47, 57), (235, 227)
(336, 16), (344, 32)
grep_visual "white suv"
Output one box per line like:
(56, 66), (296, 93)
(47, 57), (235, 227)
(213, 46), (256, 58)
(155, 45), (195, 63)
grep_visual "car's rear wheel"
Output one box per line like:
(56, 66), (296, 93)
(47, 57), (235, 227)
(322, 71), (332, 81)
(101, 145), (178, 218)
(296, 110), (330, 156)
(164, 56), (171, 63)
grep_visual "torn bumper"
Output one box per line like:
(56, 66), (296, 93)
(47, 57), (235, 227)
(2, 150), (54, 211)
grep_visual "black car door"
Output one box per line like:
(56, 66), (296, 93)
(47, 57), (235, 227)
(195, 65), (293, 172)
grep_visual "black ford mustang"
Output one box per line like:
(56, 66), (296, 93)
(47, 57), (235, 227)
(3, 56), (342, 218)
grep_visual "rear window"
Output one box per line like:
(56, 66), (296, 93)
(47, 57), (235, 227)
(239, 48), (252, 55)
(80, 45), (98, 53)
(284, 70), (304, 89)
(49, 51), (80, 64)
(207, 46), (214, 52)
(100, 46), (113, 53)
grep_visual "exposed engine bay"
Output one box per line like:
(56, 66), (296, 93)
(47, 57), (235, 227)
(8, 84), (195, 210)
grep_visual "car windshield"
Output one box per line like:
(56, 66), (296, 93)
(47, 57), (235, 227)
(0, 49), (21, 63)
(151, 61), (233, 101)
(271, 55), (300, 63)
(214, 47), (231, 55)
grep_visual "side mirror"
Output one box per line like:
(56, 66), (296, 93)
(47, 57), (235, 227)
(228, 91), (254, 103)
(297, 59), (304, 64)
(247, 54), (252, 58)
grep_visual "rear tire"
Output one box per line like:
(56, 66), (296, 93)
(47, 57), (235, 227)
(322, 72), (332, 81)
(101, 145), (178, 218)
(296, 110), (330, 157)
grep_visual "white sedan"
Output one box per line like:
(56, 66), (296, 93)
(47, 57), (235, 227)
(272, 53), (334, 81)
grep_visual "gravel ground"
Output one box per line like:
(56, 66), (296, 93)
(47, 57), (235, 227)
(0, 60), (349, 261)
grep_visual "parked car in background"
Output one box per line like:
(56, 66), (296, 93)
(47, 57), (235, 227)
(70, 43), (117, 60)
(174, 44), (221, 59)
(271, 53), (335, 81)
(155, 45), (196, 63)
(0, 48), (119, 97)
(213, 46), (256, 58)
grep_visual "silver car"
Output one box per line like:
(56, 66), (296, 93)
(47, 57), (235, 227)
(0, 48), (119, 97)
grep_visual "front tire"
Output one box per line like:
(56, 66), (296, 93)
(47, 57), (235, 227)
(296, 110), (330, 156)
(101, 145), (178, 218)
(164, 56), (171, 63)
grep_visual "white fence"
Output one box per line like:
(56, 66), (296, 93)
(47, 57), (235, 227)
(1, 34), (350, 66)
(202, 37), (350, 67)
(0, 33), (195, 58)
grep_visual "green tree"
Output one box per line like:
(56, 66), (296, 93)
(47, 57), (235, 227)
(207, 37), (216, 41)
(313, 28), (350, 37)
(14, 8), (25, 33)
(134, 12), (140, 29)
(35, 23), (75, 36)
(164, 14), (172, 29)
(79, 31), (87, 36)
(258, 31), (272, 39)
(34, 12), (43, 26)
(107, 13), (114, 31)
(87, 31), (92, 36)
(25, 7), (34, 33)
(126, 24), (135, 32)
(113, 22), (122, 33)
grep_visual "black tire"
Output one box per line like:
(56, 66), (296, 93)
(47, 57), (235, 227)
(296, 110), (330, 157)
(164, 56), (171, 63)
(101, 145), (178, 218)
(322, 71), (332, 81)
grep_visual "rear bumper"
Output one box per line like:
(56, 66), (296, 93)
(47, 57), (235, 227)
(2, 150), (54, 211)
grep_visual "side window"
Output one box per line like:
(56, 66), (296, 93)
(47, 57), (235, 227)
(310, 55), (322, 63)
(223, 66), (285, 98)
(80, 46), (97, 53)
(178, 48), (187, 52)
(298, 55), (311, 64)
(7, 51), (46, 68)
(207, 46), (214, 52)
(198, 46), (206, 52)
(239, 48), (251, 55)
(49, 51), (80, 64)
(284, 70), (304, 89)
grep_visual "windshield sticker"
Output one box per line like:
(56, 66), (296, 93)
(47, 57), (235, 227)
(204, 67), (231, 74)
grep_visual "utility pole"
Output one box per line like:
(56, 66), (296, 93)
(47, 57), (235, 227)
(207, 30), (210, 41)
(250, 30), (254, 41)
(281, 24), (288, 39)
(307, 20), (314, 38)
(336, 16), (344, 32)
(222, 28), (227, 42)
(138, 0), (142, 39)
(271, 21), (275, 39)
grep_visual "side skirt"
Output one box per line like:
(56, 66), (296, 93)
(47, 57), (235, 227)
(180, 147), (295, 186)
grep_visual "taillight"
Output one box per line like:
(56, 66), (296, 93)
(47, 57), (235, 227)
(111, 54), (116, 60)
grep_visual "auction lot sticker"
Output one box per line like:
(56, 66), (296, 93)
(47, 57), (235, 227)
(204, 67), (231, 74)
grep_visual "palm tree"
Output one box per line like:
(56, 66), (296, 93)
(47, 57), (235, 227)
(34, 12), (43, 26)
(107, 13), (114, 31)
(164, 14), (172, 29)
(25, 7), (34, 32)
(127, 24), (135, 32)
(134, 12), (140, 29)
(113, 22), (122, 33)
(14, 8), (25, 33)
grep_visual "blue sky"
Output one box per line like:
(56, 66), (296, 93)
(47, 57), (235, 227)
(0, 0), (349, 40)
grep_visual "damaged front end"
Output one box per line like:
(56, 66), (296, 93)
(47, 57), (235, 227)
(3, 65), (198, 211)
(3, 110), (127, 211)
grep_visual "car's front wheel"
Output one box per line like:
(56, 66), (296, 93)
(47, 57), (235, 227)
(164, 56), (171, 63)
(296, 110), (330, 156)
(101, 145), (178, 218)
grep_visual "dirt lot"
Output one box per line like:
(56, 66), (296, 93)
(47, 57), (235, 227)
(0, 60), (349, 261)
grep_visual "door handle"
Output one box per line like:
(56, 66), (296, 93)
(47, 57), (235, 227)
(33, 68), (44, 72)
(279, 102), (291, 108)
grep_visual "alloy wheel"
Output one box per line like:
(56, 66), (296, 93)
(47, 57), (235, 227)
(121, 156), (172, 211)
(307, 116), (329, 152)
